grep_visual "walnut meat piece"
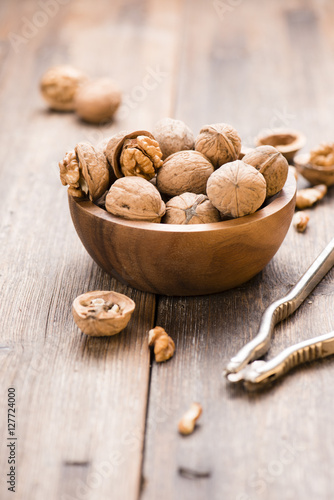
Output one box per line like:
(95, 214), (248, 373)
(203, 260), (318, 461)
(72, 290), (135, 336)
(243, 145), (289, 197)
(293, 212), (309, 232)
(105, 131), (163, 181)
(75, 78), (122, 124)
(195, 123), (242, 169)
(156, 151), (214, 197)
(163, 193), (220, 224)
(105, 176), (166, 222)
(153, 118), (195, 160)
(178, 403), (202, 435)
(148, 326), (175, 362)
(309, 143), (334, 167)
(40, 65), (87, 111)
(207, 160), (267, 218)
(59, 142), (110, 201)
(296, 184), (327, 209)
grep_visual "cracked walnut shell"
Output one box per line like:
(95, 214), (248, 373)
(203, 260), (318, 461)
(153, 118), (195, 160)
(105, 176), (166, 222)
(75, 78), (122, 123)
(243, 145), (289, 198)
(72, 290), (135, 336)
(40, 65), (88, 111)
(105, 131), (163, 180)
(59, 142), (110, 201)
(156, 151), (214, 197)
(207, 160), (267, 218)
(195, 123), (241, 169)
(163, 193), (220, 224)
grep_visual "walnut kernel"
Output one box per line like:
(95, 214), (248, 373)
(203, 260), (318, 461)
(309, 143), (334, 167)
(105, 176), (166, 222)
(293, 212), (309, 233)
(148, 326), (175, 362)
(178, 403), (202, 435)
(153, 118), (195, 160)
(156, 150), (214, 197)
(207, 160), (267, 218)
(195, 123), (241, 169)
(296, 185), (327, 209)
(163, 193), (220, 224)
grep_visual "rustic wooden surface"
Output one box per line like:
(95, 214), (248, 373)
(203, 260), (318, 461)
(0, 1), (333, 500)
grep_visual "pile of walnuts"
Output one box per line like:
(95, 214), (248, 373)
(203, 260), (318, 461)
(59, 118), (290, 224)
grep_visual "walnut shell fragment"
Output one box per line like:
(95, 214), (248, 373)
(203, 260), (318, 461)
(40, 65), (88, 111)
(59, 142), (110, 201)
(207, 160), (267, 218)
(72, 290), (135, 336)
(153, 118), (195, 160)
(156, 151), (214, 197)
(75, 78), (122, 123)
(105, 130), (163, 180)
(105, 176), (166, 222)
(243, 145), (289, 197)
(148, 326), (175, 362)
(296, 185), (327, 210)
(195, 123), (241, 169)
(163, 193), (220, 224)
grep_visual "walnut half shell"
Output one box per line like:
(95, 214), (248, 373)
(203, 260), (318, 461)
(72, 290), (136, 336)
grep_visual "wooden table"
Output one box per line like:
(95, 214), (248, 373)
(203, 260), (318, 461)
(1, 1), (334, 499)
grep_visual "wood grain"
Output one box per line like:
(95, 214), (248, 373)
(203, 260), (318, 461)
(142, 1), (334, 499)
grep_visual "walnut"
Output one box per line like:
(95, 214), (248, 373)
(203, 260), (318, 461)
(206, 160), (267, 218)
(72, 290), (135, 336)
(75, 78), (122, 123)
(293, 212), (309, 232)
(59, 142), (110, 201)
(148, 326), (175, 362)
(296, 184), (327, 209)
(105, 131), (163, 181)
(153, 118), (195, 160)
(163, 193), (220, 224)
(156, 151), (214, 197)
(105, 176), (166, 222)
(178, 403), (202, 435)
(309, 143), (334, 167)
(242, 145), (289, 197)
(195, 123), (241, 169)
(40, 65), (87, 111)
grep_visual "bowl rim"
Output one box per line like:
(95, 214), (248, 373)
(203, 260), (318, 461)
(69, 170), (296, 234)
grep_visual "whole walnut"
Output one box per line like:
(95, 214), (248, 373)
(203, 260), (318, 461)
(40, 65), (88, 111)
(105, 176), (166, 223)
(243, 145), (289, 197)
(195, 123), (242, 169)
(75, 78), (122, 123)
(163, 193), (220, 224)
(153, 118), (195, 160)
(156, 151), (214, 197)
(105, 130), (163, 181)
(59, 142), (110, 201)
(207, 160), (267, 218)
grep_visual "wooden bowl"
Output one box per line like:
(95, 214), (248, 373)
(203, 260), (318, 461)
(294, 154), (334, 186)
(68, 171), (296, 296)
(256, 129), (306, 162)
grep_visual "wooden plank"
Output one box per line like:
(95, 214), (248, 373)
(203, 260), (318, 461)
(142, 1), (334, 499)
(0, 0), (180, 499)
